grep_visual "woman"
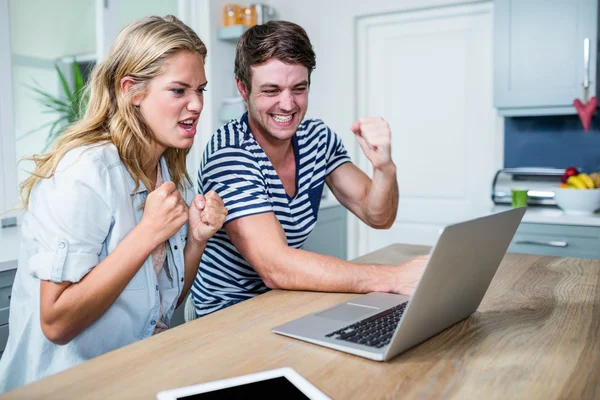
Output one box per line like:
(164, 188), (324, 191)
(0, 15), (226, 392)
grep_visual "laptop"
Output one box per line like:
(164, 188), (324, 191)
(272, 207), (526, 361)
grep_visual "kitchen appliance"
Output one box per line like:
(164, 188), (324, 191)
(491, 167), (565, 206)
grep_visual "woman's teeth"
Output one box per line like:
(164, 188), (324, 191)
(273, 114), (292, 123)
(180, 119), (194, 125)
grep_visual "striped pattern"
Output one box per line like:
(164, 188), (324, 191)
(193, 113), (351, 316)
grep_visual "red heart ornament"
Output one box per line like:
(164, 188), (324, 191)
(573, 96), (597, 132)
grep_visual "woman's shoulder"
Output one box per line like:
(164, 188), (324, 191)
(56, 142), (120, 174)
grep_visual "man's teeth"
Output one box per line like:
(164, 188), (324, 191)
(273, 114), (292, 123)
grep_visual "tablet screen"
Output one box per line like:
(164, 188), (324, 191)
(176, 376), (310, 399)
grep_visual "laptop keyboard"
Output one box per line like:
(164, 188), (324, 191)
(324, 302), (408, 348)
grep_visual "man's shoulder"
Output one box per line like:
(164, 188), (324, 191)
(201, 118), (264, 175)
(206, 117), (256, 155)
(297, 118), (329, 133)
(296, 118), (336, 147)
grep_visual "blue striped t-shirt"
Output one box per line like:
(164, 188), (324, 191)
(193, 113), (351, 316)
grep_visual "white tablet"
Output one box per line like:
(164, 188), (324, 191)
(156, 367), (331, 400)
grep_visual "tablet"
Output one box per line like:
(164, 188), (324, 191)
(156, 367), (331, 400)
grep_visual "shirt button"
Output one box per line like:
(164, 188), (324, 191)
(151, 320), (156, 325)
(155, 285), (159, 291)
(174, 245), (178, 250)
(180, 277), (184, 282)
(59, 242), (66, 249)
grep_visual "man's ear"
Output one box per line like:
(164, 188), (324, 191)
(120, 76), (143, 106)
(236, 77), (249, 101)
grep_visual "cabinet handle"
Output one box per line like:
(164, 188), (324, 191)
(515, 240), (568, 248)
(583, 38), (591, 101)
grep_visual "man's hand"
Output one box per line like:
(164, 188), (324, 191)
(351, 116), (393, 171)
(188, 191), (228, 244)
(393, 255), (428, 296)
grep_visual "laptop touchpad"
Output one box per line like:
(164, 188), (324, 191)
(316, 304), (378, 322)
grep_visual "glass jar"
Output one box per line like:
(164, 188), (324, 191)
(223, 4), (242, 26)
(241, 5), (257, 27)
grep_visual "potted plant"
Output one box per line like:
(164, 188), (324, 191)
(22, 61), (88, 150)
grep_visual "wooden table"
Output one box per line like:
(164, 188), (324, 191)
(3, 244), (600, 399)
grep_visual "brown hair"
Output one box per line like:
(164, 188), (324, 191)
(20, 15), (207, 207)
(234, 20), (316, 92)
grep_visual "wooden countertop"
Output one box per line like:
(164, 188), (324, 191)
(3, 244), (600, 399)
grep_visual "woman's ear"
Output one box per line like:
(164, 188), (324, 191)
(120, 76), (143, 106)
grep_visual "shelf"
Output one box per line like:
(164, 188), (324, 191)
(217, 25), (248, 41)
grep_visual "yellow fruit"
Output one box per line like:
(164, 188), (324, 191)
(589, 172), (600, 188)
(567, 175), (587, 189)
(578, 173), (595, 189)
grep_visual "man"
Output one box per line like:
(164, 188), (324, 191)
(192, 20), (427, 317)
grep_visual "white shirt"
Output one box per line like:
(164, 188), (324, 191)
(0, 143), (192, 393)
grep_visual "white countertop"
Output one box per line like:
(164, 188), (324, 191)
(491, 205), (600, 227)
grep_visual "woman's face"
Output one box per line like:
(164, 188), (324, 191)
(134, 50), (207, 153)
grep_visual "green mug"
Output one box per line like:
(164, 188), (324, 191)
(511, 189), (528, 208)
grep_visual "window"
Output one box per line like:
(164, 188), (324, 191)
(0, 0), (181, 218)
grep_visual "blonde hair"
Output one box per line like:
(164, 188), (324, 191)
(20, 15), (207, 208)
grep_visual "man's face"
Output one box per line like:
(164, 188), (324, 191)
(237, 59), (309, 142)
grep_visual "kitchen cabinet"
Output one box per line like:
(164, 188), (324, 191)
(509, 222), (600, 259)
(0, 268), (15, 357)
(494, 0), (598, 116)
(303, 205), (348, 260)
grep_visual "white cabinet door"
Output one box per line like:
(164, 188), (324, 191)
(355, 2), (501, 256)
(494, 0), (598, 116)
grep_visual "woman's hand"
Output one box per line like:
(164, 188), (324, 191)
(188, 191), (227, 244)
(140, 181), (188, 247)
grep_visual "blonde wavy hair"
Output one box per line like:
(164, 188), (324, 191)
(20, 15), (207, 208)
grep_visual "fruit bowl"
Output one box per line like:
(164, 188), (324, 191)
(554, 187), (600, 215)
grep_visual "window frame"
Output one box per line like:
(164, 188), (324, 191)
(0, 0), (17, 216)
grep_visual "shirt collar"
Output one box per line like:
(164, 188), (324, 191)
(127, 155), (172, 196)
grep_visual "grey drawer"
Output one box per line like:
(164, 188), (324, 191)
(509, 223), (600, 259)
(0, 270), (16, 325)
(0, 269), (16, 288)
(0, 324), (8, 353)
(0, 307), (8, 326)
(0, 285), (12, 310)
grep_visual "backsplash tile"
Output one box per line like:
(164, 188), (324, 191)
(504, 114), (600, 173)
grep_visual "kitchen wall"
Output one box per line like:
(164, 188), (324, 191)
(504, 115), (600, 173)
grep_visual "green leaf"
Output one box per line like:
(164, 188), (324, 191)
(73, 62), (84, 93)
(27, 85), (70, 110)
(26, 60), (89, 148)
(55, 63), (74, 103)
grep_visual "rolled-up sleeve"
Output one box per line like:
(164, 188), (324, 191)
(25, 149), (113, 283)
